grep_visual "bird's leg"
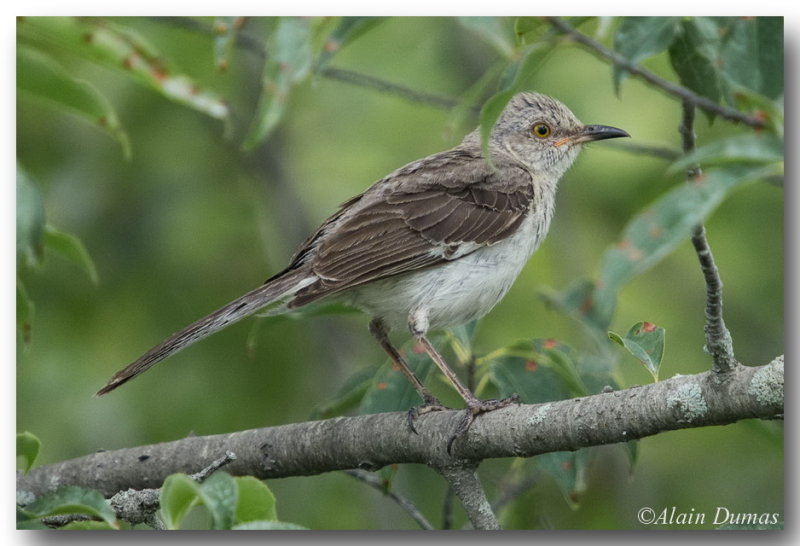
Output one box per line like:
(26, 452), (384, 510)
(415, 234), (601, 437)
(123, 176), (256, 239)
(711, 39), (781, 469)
(417, 335), (520, 452)
(409, 314), (519, 452)
(369, 318), (446, 433)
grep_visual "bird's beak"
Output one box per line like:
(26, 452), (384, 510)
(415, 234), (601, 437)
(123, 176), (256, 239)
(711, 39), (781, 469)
(554, 124), (630, 147)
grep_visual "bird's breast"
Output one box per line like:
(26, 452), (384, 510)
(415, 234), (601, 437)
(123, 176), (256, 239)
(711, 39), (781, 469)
(343, 199), (554, 331)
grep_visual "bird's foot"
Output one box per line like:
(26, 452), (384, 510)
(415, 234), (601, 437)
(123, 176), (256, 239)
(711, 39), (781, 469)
(406, 394), (448, 434)
(447, 394), (520, 453)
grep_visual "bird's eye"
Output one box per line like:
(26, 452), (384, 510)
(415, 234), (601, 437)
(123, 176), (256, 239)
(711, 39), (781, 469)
(531, 122), (551, 139)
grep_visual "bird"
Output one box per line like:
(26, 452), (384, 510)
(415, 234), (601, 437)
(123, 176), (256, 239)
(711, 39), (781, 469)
(96, 91), (628, 448)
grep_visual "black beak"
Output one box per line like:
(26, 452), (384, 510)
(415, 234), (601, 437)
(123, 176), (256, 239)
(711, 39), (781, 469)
(576, 124), (630, 143)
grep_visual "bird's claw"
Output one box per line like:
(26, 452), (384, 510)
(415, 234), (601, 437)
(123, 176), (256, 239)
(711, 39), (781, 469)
(406, 395), (447, 434)
(446, 394), (520, 453)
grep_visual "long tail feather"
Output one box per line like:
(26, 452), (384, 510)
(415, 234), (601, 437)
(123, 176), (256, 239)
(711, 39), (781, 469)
(96, 271), (315, 395)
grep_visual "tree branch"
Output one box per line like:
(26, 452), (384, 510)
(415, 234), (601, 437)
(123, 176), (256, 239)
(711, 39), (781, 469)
(544, 17), (766, 129)
(435, 463), (499, 530)
(344, 469), (434, 530)
(680, 101), (739, 373)
(17, 358), (782, 502)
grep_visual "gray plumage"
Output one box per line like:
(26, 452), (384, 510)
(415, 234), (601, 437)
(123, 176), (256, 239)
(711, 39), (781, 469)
(97, 92), (628, 400)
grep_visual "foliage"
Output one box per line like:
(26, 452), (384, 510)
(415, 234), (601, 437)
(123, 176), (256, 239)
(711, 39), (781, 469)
(16, 16), (783, 530)
(158, 471), (303, 530)
(18, 485), (119, 530)
(16, 431), (41, 474)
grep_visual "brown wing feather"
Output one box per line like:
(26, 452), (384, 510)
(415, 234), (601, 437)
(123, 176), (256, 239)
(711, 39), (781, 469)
(288, 150), (534, 307)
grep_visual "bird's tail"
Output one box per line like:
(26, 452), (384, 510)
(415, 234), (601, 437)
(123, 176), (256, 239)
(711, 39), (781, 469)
(95, 270), (315, 396)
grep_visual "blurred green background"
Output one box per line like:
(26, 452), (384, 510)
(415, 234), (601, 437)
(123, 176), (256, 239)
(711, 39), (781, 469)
(17, 17), (782, 529)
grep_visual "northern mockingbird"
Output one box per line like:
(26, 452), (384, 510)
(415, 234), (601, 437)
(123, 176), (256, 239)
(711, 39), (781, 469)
(97, 92), (628, 447)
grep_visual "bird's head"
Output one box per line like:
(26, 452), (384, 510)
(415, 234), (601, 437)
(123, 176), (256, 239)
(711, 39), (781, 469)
(487, 92), (629, 180)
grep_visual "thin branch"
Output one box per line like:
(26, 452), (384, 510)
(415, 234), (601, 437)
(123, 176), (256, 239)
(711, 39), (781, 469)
(545, 17), (766, 129)
(320, 67), (460, 110)
(435, 463), (499, 530)
(18, 358), (782, 500)
(344, 469), (434, 530)
(680, 101), (739, 373)
(491, 471), (541, 513)
(604, 140), (681, 161)
(190, 450), (237, 483)
(146, 16), (461, 111)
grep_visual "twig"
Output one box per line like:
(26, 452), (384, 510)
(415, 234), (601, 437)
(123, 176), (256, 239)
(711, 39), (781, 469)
(491, 471), (541, 513)
(109, 451), (237, 528)
(344, 469), (434, 530)
(680, 102), (738, 373)
(605, 140), (681, 161)
(190, 450), (238, 483)
(320, 67), (460, 110)
(545, 17), (766, 129)
(436, 463), (499, 530)
(146, 16), (461, 112)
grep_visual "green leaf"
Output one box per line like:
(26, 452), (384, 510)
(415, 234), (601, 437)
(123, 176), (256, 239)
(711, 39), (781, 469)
(310, 367), (373, 419)
(16, 431), (41, 473)
(316, 17), (383, 69)
(459, 17), (515, 58)
(576, 353), (619, 395)
(232, 520), (308, 530)
(539, 280), (599, 333)
(608, 321), (665, 381)
(731, 87), (784, 139)
(549, 165), (768, 331)
(669, 18), (725, 118)
(61, 520), (119, 530)
(18, 46), (131, 158)
(537, 449), (593, 508)
(159, 473), (201, 530)
(17, 279), (35, 346)
(243, 17), (314, 149)
(18, 17), (229, 121)
(667, 17), (783, 117)
(161, 472), (270, 530)
(488, 339), (586, 402)
(16, 163), (46, 268)
(718, 17), (784, 101)
(24, 486), (118, 529)
(198, 471), (238, 530)
(16, 507), (49, 529)
(668, 133), (784, 174)
(43, 224), (99, 284)
(489, 355), (571, 404)
(447, 320), (479, 365)
(622, 440), (639, 474)
(234, 476), (277, 523)
(514, 17), (547, 46)
(479, 43), (553, 162)
(613, 17), (681, 91)
(212, 17), (244, 72)
(531, 339), (587, 397)
(360, 338), (436, 414)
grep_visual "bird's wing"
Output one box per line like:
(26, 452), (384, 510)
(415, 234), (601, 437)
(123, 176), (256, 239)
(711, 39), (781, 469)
(288, 149), (534, 307)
